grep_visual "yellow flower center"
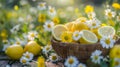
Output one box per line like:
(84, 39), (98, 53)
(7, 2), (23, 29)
(30, 33), (35, 37)
(52, 55), (57, 60)
(75, 34), (79, 37)
(68, 58), (74, 64)
(50, 9), (54, 13)
(116, 51), (120, 55)
(40, 4), (44, 7)
(53, 17), (59, 24)
(22, 59), (27, 63)
(105, 38), (111, 45)
(92, 23), (96, 26)
(46, 47), (50, 51)
(108, 12), (112, 17)
(26, 54), (30, 59)
(61, 31), (72, 43)
(47, 24), (51, 28)
(115, 61), (119, 66)
(4, 41), (8, 44)
(79, 65), (83, 67)
(64, 36), (69, 40)
(94, 56), (98, 60)
(16, 42), (20, 45)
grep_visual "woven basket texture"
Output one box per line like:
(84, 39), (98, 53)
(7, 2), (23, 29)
(51, 38), (120, 63)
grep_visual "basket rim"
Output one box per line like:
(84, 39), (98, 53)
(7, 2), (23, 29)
(51, 37), (120, 46)
(51, 37), (101, 46)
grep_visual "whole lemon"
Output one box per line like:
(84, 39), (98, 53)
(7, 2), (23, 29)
(24, 41), (41, 56)
(110, 45), (120, 59)
(65, 22), (74, 32)
(73, 22), (89, 32)
(5, 45), (24, 60)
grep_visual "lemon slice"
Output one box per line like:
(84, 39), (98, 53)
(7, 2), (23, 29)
(52, 24), (68, 41)
(80, 30), (98, 44)
(98, 26), (115, 38)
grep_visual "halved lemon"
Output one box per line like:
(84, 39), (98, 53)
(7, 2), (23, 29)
(98, 26), (115, 38)
(52, 24), (68, 41)
(80, 30), (98, 44)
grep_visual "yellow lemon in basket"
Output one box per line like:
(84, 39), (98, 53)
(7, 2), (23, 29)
(80, 30), (98, 44)
(110, 45), (120, 58)
(90, 28), (101, 40)
(24, 41), (41, 56)
(98, 26), (115, 38)
(5, 45), (24, 60)
(52, 24), (68, 41)
(65, 22), (74, 31)
(75, 17), (87, 23)
(73, 22), (89, 32)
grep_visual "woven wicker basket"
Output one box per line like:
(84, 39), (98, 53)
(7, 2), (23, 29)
(51, 38), (120, 63)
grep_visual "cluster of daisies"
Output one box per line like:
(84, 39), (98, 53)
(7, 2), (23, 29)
(20, 52), (34, 64)
(42, 45), (59, 63)
(38, 2), (57, 32)
(2, 1), (58, 52)
(91, 50), (120, 67)
(65, 56), (86, 67)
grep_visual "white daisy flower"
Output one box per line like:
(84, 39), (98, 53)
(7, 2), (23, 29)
(14, 38), (27, 46)
(91, 50), (103, 64)
(72, 31), (82, 41)
(18, 17), (24, 23)
(6, 64), (10, 67)
(29, 23), (35, 30)
(23, 52), (34, 61)
(29, 7), (37, 14)
(20, 57), (29, 64)
(65, 56), (79, 67)
(43, 21), (54, 32)
(78, 63), (86, 67)
(87, 12), (96, 19)
(20, 0), (28, 6)
(10, 24), (20, 34)
(2, 40), (10, 51)
(37, 2), (46, 10)
(26, 15), (33, 22)
(49, 53), (58, 62)
(117, 16), (120, 21)
(86, 18), (101, 29)
(100, 37), (115, 49)
(105, 9), (116, 18)
(42, 45), (52, 54)
(27, 31), (38, 41)
(92, 50), (102, 56)
(113, 58), (120, 67)
(48, 6), (56, 17)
